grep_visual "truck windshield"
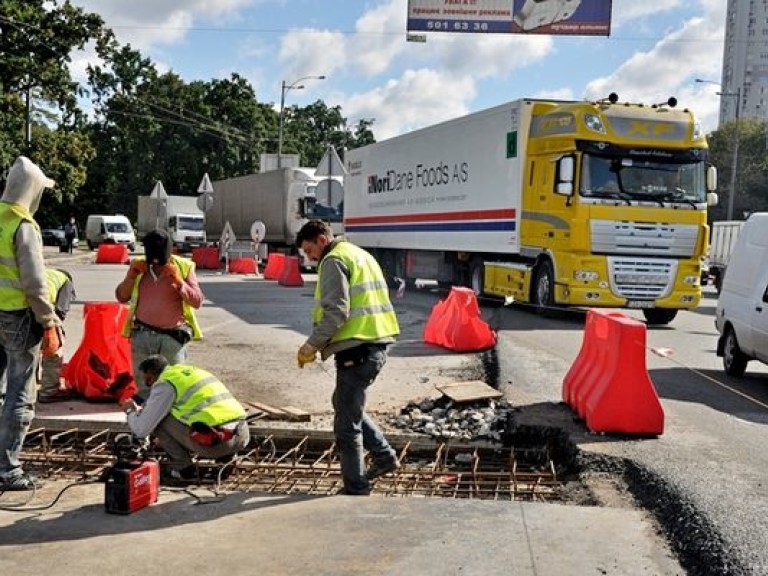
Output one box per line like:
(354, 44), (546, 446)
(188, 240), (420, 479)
(580, 155), (707, 204)
(178, 217), (205, 231)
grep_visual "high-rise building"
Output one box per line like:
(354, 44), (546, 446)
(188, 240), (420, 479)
(719, 0), (768, 126)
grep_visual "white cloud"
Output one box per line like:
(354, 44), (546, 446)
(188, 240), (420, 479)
(340, 68), (476, 140)
(610, 0), (683, 28)
(278, 30), (347, 81)
(584, 5), (725, 132)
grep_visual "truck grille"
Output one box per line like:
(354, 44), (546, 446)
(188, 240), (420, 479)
(608, 257), (677, 299)
(591, 220), (698, 257)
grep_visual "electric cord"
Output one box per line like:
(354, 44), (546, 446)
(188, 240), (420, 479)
(0, 477), (103, 512)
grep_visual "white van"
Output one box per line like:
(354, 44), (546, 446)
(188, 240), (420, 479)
(715, 212), (768, 376)
(85, 214), (136, 252)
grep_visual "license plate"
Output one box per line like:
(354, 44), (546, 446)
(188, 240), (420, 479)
(626, 300), (655, 309)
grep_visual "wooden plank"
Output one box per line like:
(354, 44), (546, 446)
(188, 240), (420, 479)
(435, 380), (503, 403)
(280, 406), (312, 422)
(246, 400), (288, 420)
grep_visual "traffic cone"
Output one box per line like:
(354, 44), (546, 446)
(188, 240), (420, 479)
(278, 255), (304, 287)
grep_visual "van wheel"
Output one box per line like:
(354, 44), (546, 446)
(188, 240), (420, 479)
(533, 260), (555, 316)
(723, 326), (748, 377)
(642, 308), (678, 325)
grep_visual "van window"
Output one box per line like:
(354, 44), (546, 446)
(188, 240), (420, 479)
(106, 222), (129, 233)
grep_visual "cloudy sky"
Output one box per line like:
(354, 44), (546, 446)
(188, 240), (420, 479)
(70, 0), (727, 140)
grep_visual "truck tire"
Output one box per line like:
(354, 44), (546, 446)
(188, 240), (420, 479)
(533, 260), (555, 316)
(723, 326), (748, 377)
(470, 259), (484, 296)
(642, 308), (678, 325)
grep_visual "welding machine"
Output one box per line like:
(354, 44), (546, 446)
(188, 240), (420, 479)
(104, 434), (160, 515)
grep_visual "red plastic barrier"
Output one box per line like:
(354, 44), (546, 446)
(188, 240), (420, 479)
(562, 309), (664, 435)
(192, 247), (221, 270)
(423, 287), (496, 352)
(95, 244), (129, 264)
(63, 302), (136, 403)
(278, 255), (304, 287)
(228, 257), (258, 274)
(263, 252), (285, 280)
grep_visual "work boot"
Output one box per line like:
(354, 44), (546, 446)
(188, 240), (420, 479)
(160, 464), (197, 486)
(0, 473), (44, 491)
(366, 457), (401, 481)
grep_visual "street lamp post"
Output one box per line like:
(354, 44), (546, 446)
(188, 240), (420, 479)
(277, 75), (325, 169)
(695, 78), (742, 220)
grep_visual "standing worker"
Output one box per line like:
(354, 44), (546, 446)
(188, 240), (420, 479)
(37, 268), (76, 403)
(63, 216), (78, 254)
(115, 229), (204, 400)
(0, 156), (62, 491)
(120, 355), (250, 482)
(295, 220), (400, 496)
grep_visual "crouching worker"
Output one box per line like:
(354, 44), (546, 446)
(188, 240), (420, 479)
(38, 268), (76, 403)
(119, 355), (250, 483)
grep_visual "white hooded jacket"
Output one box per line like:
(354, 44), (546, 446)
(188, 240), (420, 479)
(1, 156), (59, 328)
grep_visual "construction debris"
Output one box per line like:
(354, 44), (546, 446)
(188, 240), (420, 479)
(389, 396), (516, 442)
(246, 401), (311, 422)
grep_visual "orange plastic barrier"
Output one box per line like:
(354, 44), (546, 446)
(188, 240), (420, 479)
(278, 255), (304, 287)
(263, 252), (285, 280)
(228, 257), (258, 274)
(192, 247), (221, 270)
(95, 244), (129, 264)
(423, 286), (496, 352)
(562, 309), (664, 435)
(63, 302), (136, 403)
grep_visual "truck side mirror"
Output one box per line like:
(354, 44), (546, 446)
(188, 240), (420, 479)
(555, 156), (574, 196)
(706, 192), (719, 207)
(706, 165), (717, 192)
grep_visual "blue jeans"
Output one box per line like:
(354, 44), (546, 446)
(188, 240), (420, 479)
(332, 346), (396, 494)
(0, 309), (42, 480)
(131, 329), (187, 400)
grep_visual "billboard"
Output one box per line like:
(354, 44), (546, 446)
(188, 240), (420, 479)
(406, 0), (612, 36)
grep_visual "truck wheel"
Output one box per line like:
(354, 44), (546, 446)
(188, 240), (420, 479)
(470, 259), (484, 296)
(533, 260), (554, 316)
(642, 308), (678, 325)
(723, 326), (748, 377)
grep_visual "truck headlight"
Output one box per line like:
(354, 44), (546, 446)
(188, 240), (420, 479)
(574, 270), (599, 281)
(583, 114), (605, 134)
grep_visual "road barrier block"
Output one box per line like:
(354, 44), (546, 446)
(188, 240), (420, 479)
(263, 253), (285, 280)
(278, 255), (304, 287)
(95, 244), (129, 264)
(192, 247), (221, 270)
(228, 257), (258, 274)
(63, 302), (135, 402)
(562, 309), (664, 436)
(423, 286), (496, 352)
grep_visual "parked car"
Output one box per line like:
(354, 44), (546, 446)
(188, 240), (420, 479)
(41, 228), (79, 249)
(715, 212), (768, 377)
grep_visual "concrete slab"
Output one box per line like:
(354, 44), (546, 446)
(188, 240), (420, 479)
(0, 481), (682, 576)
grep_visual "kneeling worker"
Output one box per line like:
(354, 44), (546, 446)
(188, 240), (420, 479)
(120, 355), (250, 481)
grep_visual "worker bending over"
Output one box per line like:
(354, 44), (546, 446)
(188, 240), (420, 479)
(120, 355), (250, 482)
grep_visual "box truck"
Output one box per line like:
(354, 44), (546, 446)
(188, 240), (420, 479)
(344, 94), (718, 325)
(137, 195), (206, 252)
(707, 220), (745, 293)
(207, 168), (342, 265)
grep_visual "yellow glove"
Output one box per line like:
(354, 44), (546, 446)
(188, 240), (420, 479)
(297, 343), (317, 368)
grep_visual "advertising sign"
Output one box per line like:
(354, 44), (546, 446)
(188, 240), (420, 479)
(406, 0), (611, 36)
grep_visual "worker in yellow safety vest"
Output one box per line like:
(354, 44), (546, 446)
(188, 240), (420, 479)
(295, 219), (400, 496)
(0, 156), (61, 491)
(37, 268), (76, 403)
(120, 354), (249, 483)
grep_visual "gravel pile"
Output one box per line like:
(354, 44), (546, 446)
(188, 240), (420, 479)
(388, 397), (516, 441)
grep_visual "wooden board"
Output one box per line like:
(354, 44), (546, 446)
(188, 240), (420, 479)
(245, 400), (311, 422)
(435, 380), (503, 403)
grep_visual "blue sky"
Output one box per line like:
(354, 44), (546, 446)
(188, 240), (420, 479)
(70, 0), (726, 140)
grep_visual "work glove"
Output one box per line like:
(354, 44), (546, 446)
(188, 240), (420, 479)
(127, 259), (148, 279)
(41, 326), (63, 357)
(297, 343), (318, 368)
(160, 262), (184, 288)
